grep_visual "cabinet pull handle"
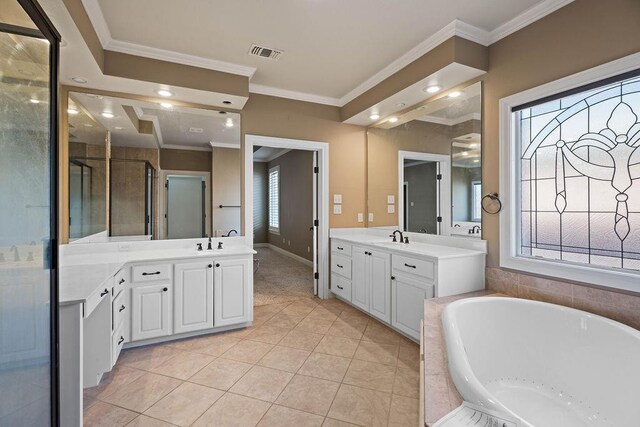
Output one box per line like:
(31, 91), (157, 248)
(336, 264), (343, 268)
(208, 264), (213, 268)
(337, 246), (343, 250)
(163, 287), (168, 292)
(391, 276), (396, 280)
(142, 271), (161, 276)
(337, 285), (344, 290)
(100, 289), (109, 297)
(215, 263), (220, 267)
(404, 263), (417, 269)
(118, 336), (124, 345)
(118, 278), (125, 285)
(119, 305), (126, 312)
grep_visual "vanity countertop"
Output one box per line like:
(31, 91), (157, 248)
(332, 235), (485, 260)
(59, 245), (256, 306)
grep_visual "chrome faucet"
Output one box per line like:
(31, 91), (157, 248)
(9, 245), (19, 262)
(207, 236), (213, 250)
(390, 230), (404, 243)
(225, 229), (238, 237)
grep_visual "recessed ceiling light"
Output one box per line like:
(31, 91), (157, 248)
(424, 85), (441, 93)
(473, 159), (480, 163)
(67, 108), (79, 115)
(461, 151), (468, 156)
(223, 100), (232, 105)
(160, 102), (172, 109)
(29, 98), (40, 104)
(388, 117), (399, 123)
(156, 89), (173, 97)
(83, 123), (93, 128)
(114, 126), (124, 130)
(448, 91), (461, 98)
(369, 113), (380, 120)
(225, 118), (234, 128)
(71, 77), (87, 84)
(469, 143), (478, 148)
(101, 111), (114, 118)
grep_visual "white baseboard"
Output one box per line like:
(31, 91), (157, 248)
(254, 243), (314, 268)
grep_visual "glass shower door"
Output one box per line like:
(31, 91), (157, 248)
(0, 1), (59, 425)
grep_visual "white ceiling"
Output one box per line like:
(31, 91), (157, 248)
(69, 91), (240, 150)
(86, 0), (571, 105)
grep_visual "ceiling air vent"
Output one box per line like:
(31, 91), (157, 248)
(249, 44), (283, 60)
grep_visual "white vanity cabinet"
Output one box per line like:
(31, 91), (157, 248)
(131, 282), (172, 341)
(330, 237), (484, 341)
(174, 260), (214, 334)
(214, 257), (251, 327)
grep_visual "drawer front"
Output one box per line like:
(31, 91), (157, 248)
(112, 289), (128, 331)
(331, 253), (352, 279)
(331, 240), (352, 256)
(331, 274), (352, 302)
(111, 322), (128, 367)
(114, 268), (130, 295)
(392, 254), (435, 281)
(131, 263), (171, 283)
(85, 281), (112, 319)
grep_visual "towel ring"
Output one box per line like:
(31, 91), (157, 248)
(481, 193), (502, 214)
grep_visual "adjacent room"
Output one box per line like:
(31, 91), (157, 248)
(1, 0), (639, 426)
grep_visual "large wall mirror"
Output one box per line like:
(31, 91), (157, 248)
(366, 81), (482, 238)
(66, 91), (242, 243)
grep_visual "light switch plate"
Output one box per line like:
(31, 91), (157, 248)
(368, 213), (374, 222)
(333, 194), (342, 204)
(387, 195), (395, 204)
(387, 204), (395, 214)
(357, 213), (364, 223)
(333, 205), (342, 214)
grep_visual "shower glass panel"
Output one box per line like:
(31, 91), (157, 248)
(0, 0), (59, 425)
(110, 159), (156, 239)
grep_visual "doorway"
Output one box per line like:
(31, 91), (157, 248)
(160, 170), (210, 239)
(245, 135), (329, 300)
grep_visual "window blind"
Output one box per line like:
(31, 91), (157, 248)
(268, 167), (279, 232)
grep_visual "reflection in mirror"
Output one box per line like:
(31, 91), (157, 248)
(366, 81), (482, 237)
(67, 91), (241, 243)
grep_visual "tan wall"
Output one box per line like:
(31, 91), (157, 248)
(241, 94), (367, 229)
(160, 148), (212, 172)
(253, 162), (269, 243)
(212, 147), (241, 235)
(266, 150), (315, 261)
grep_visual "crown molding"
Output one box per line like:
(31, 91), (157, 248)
(488, 0), (574, 44)
(209, 142), (241, 149)
(249, 83), (341, 107)
(81, 0), (111, 46)
(162, 143), (213, 152)
(418, 112), (482, 126)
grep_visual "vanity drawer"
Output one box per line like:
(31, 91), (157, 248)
(331, 254), (352, 279)
(114, 268), (129, 295)
(331, 240), (352, 256)
(131, 263), (171, 283)
(85, 282), (112, 319)
(112, 288), (128, 331)
(111, 322), (128, 367)
(392, 254), (435, 281)
(331, 273), (352, 302)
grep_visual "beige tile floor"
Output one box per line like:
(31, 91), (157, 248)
(84, 297), (421, 427)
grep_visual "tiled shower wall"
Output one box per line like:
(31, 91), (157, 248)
(486, 268), (640, 330)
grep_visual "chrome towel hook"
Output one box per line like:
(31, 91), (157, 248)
(481, 193), (502, 214)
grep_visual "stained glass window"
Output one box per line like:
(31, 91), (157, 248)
(515, 71), (640, 271)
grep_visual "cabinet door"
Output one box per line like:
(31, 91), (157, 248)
(174, 261), (214, 334)
(391, 274), (434, 340)
(214, 258), (250, 327)
(369, 250), (391, 323)
(131, 283), (171, 341)
(351, 248), (369, 312)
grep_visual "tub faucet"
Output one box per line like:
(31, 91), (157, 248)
(10, 245), (20, 262)
(225, 229), (238, 237)
(390, 230), (404, 243)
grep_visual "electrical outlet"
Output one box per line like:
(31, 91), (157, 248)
(387, 195), (395, 204)
(368, 212), (374, 222)
(333, 194), (342, 204)
(307, 246), (310, 253)
(357, 213), (364, 223)
(288, 240), (291, 246)
(387, 204), (395, 214)
(333, 205), (342, 214)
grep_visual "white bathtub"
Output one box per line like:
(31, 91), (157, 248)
(442, 297), (640, 427)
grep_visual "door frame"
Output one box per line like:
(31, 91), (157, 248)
(159, 170), (211, 239)
(245, 135), (330, 299)
(398, 151), (451, 236)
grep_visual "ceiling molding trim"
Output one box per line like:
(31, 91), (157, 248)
(209, 142), (241, 149)
(488, 0), (575, 44)
(162, 143), (213, 152)
(106, 39), (257, 78)
(338, 20), (489, 106)
(249, 83), (341, 107)
(418, 112), (481, 126)
(81, 0), (111, 46)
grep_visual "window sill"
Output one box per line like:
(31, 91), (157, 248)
(268, 229), (280, 236)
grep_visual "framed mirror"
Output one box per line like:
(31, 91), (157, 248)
(366, 81), (482, 238)
(66, 91), (242, 243)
